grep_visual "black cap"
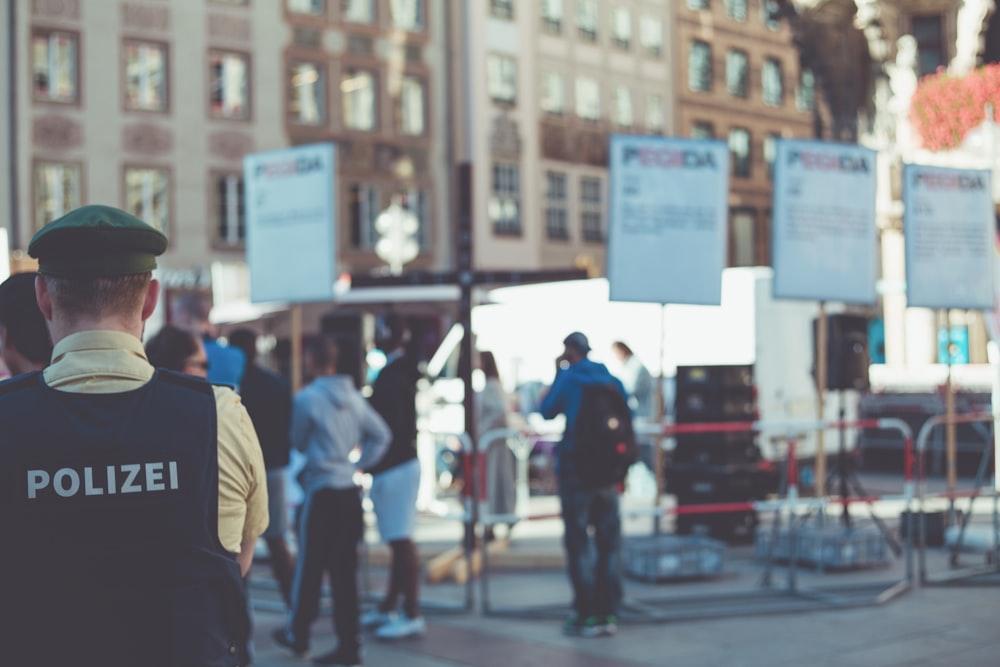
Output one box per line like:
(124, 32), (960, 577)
(28, 205), (168, 279)
(563, 331), (591, 354)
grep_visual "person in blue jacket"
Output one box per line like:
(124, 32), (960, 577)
(539, 331), (627, 639)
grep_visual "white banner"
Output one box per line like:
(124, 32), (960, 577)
(243, 143), (337, 304)
(771, 139), (878, 304)
(607, 135), (729, 305)
(903, 164), (994, 310)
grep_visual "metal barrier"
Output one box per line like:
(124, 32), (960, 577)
(479, 418), (915, 622)
(914, 412), (1000, 586)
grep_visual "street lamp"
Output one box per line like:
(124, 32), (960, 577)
(374, 198), (420, 275)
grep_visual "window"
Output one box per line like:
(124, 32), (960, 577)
(490, 163), (521, 236)
(728, 128), (750, 178)
(342, 69), (376, 130)
(32, 29), (78, 103)
(913, 15), (945, 77)
(286, 0), (326, 16)
(541, 0), (563, 33)
(575, 76), (600, 121)
(288, 0), (325, 15)
(639, 17), (662, 57)
(343, 0), (375, 23)
(730, 209), (756, 267)
(214, 172), (245, 246)
(34, 162), (81, 232)
(124, 41), (167, 112)
(289, 61), (326, 125)
(687, 0), (709, 9)
(689, 40), (712, 92)
(580, 176), (603, 243)
(724, 0), (746, 21)
(490, 0), (514, 19)
(487, 54), (517, 105)
(611, 7), (631, 50)
(124, 167), (169, 233)
(348, 183), (380, 249)
(692, 121), (714, 139)
(763, 57), (783, 106)
(209, 50), (249, 119)
(541, 71), (566, 115)
(796, 67), (815, 111)
(613, 86), (633, 128)
(545, 171), (569, 241)
(646, 93), (664, 134)
(726, 49), (748, 98)
(397, 75), (425, 135)
(761, 0), (780, 30)
(390, 0), (424, 31)
(577, 0), (598, 41)
(764, 133), (779, 180)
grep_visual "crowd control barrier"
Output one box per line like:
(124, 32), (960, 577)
(914, 413), (1000, 586)
(479, 418), (915, 623)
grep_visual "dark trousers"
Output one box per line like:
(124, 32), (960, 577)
(289, 487), (364, 656)
(559, 483), (623, 619)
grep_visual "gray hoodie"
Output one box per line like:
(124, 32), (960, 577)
(291, 375), (391, 496)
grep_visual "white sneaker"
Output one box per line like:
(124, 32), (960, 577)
(373, 614), (426, 640)
(360, 609), (396, 630)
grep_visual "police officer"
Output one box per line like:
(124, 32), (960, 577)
(0, 205), (268, 666)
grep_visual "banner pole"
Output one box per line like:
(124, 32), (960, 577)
(815, 302), (827, 499)
(653, 302), (667, 537)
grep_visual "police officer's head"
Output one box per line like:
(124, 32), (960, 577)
(28, 205), (167, 342)
(0, 272), (52, 374)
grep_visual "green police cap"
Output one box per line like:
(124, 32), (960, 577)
(28, 205), (168, 279)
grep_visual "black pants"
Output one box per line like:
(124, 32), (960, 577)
(289, 487), (363, 656)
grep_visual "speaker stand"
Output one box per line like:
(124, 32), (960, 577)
(824, 390), (903, 556)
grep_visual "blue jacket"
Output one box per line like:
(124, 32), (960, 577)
(539, 358), (627, 484)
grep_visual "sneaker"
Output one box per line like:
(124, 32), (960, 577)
(599, 614), (618, 637)
(373, 614), (426, 640)
(562, 614), (600, 637)
(272, 627), (309, 657)
(312, 648), (361, 666)
(360, 608), (396, 630)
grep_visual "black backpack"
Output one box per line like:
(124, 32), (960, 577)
(571, 382), (638, 488)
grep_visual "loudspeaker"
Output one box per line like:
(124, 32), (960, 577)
(813, 314), (870, 391)
(321, 311), (374, 389)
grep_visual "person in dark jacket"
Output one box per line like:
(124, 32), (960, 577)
(0, 205), (267, 666)
(361, 312), (426, 639)
(230, 327), (296, 607)
(540, 331), (628, 639)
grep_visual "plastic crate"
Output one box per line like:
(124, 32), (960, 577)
(754, 525), (888, 570)
(623, 535), (726, 582)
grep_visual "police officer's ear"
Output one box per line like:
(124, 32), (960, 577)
(34, 275), (53, 323)
(141, 278), (161, 323)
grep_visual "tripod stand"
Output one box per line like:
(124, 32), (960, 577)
(824, 389), (902, 557)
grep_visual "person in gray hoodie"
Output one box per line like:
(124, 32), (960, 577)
(273, 334), (390, 666)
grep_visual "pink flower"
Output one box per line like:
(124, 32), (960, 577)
(910, 64), (1000, 151)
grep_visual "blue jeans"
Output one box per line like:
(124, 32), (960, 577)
(558, 483), (623, 619)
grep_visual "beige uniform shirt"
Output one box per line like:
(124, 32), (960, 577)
(42, 330), (268, 554)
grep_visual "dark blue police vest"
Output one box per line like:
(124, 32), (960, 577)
(0, 370), (250, 667)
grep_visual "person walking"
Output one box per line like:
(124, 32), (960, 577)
(0, 271), (52, 376)
(362, 312), (426, 640)
(0, 204), (268, 666)
(539, 331), (628, 638)
(273, 334), (390, 666)
(229, 327), (297, 608)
